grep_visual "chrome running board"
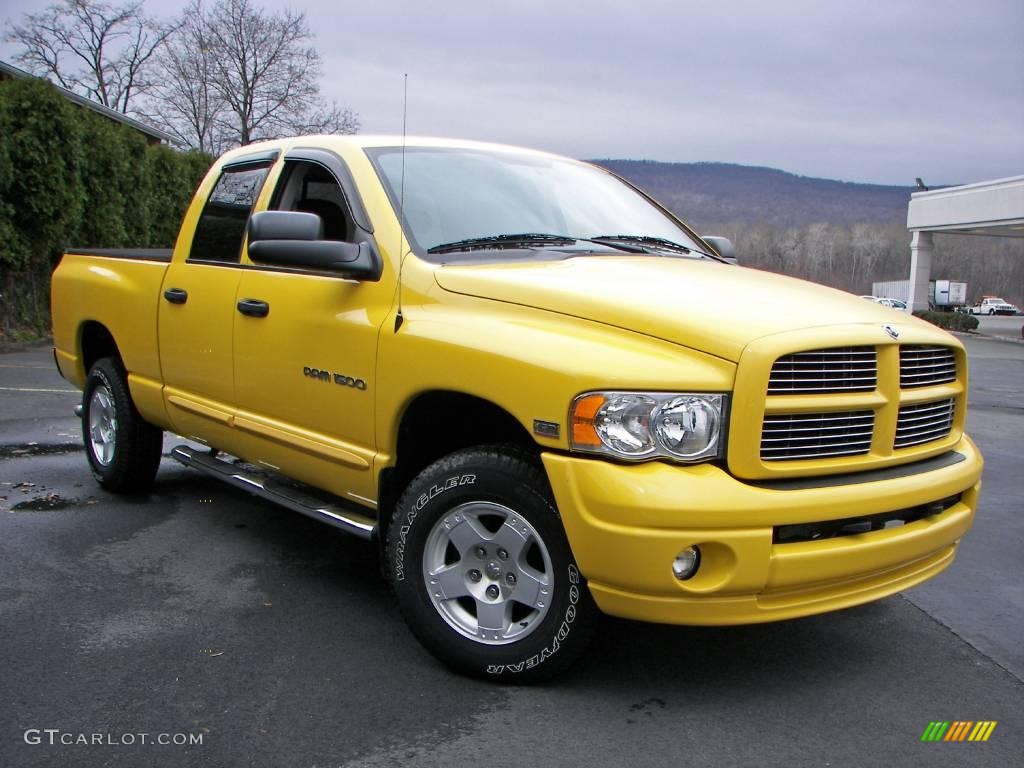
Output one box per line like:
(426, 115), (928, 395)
(170, 444), (376, 540)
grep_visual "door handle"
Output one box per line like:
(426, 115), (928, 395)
(237, 298), (270, 318)
(164, 287), (188, 304)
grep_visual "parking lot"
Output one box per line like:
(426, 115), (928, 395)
(974, 312), (1024, 341)
(1, 334), (1021, 767)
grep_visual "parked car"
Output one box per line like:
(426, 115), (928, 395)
(879, 298), (907, 310)
(860, 295), (907, 310)
(50, 135), (983, 682)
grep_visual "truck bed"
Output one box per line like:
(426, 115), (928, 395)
(51, 249), (173, 391)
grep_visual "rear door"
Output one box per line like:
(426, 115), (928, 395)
(231, 149), (393, 504)
(158, 155), (275, 447)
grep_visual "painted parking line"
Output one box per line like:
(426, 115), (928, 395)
(0, 387), (78, 394)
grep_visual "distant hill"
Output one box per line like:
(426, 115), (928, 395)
(592, 160), (919, 230)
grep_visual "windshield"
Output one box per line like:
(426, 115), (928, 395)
(366, 146), (704, 261)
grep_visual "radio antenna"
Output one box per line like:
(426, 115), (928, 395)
(394, 73), (408, 332)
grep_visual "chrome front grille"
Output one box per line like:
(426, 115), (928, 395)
(761, 410), (874, 461)
(755, 343), (960, 466)
(895, 399), (955, 448)
(767, 347), (877, 394)
(900, 346), (956, 388)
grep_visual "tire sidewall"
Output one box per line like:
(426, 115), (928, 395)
(389, 452), (592, 681)
(83, 362), (121, 483)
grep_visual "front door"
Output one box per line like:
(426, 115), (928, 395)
(231, 154), (394, 504)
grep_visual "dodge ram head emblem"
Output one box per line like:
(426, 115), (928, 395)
(883, 324), (900, 340)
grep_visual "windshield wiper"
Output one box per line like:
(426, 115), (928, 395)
(427, 233), (644, 255)
(590, 235), (727, 262)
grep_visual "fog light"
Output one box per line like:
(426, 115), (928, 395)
(672, 546), (701, 580)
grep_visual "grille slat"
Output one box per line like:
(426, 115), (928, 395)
(900, 359), (956, 368)
(765, 376), (876, 385)
(768, 346), (877, 394)
(900, 346), (956, 388)
(901, 371), (956, 381)
(895, 434), (951, 449)
(761, 413), (874, 425)
(897, 421), (952, 436)
(763, 424), (872, 435)
(897, 414), (951, 427)
(894, 399), (954, 449)
(905, 368), (958, 376)
(761, 446), (874, 461)
(896, 428), (951, 443)
(771, 352), (876, 359)
(762, 432), (874, 444)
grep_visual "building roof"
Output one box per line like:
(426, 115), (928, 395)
(907, 175), (1024, 238)
(0, 59), (178, 146)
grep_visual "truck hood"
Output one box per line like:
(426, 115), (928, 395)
(434, 256), (934, 362)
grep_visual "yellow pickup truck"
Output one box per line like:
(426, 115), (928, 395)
(51, 136), (983, 681)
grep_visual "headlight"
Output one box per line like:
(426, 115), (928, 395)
(570, 391), (726, 462)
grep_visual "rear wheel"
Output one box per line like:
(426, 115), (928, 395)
(387, 445), (598, 683)
(82, 357), (163, 493)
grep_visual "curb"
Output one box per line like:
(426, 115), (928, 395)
(953, 331), (1024, 345)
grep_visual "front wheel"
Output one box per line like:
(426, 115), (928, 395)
(82, 357), (163, 493)
(387, 445), (598, 683)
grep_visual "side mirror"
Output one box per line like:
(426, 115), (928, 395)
(249, 210), (322, 241)
(702, 236), (737, 265)
(247, 210), (382, 281)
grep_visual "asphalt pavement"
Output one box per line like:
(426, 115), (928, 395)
(974, 313), (1024, 342)
(1, 338), (1021, 768)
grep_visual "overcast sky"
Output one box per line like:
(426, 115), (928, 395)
(3, 0), (1022, 185)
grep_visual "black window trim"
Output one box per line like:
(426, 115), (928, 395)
(223, 148), (280, 169)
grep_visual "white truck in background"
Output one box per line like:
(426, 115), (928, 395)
(969, 297), (1021, 315)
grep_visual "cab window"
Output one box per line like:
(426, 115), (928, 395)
(270, 160), (354, 242)
(189, 163), (271, 263)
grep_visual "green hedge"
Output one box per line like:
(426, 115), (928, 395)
(913, 310), (980, 332)
(0, 77), (213, 339)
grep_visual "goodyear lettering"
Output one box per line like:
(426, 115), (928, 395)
(487, 564), (580, 676)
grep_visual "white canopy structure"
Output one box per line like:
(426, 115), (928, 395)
(905, 175), (1024, 311)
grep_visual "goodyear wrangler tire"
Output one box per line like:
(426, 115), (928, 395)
(387, 444), (598, 683)
(82, 357), (163, 494)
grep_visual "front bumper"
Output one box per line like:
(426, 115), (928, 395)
(542, 435), (982, 625)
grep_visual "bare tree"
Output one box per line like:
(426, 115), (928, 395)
(203, 0), (358, 145)
(141, 3), (227, 153)
(291, 100), (361, 137)
(6, 0), (176, 114)
(144, 0), (358, 150)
